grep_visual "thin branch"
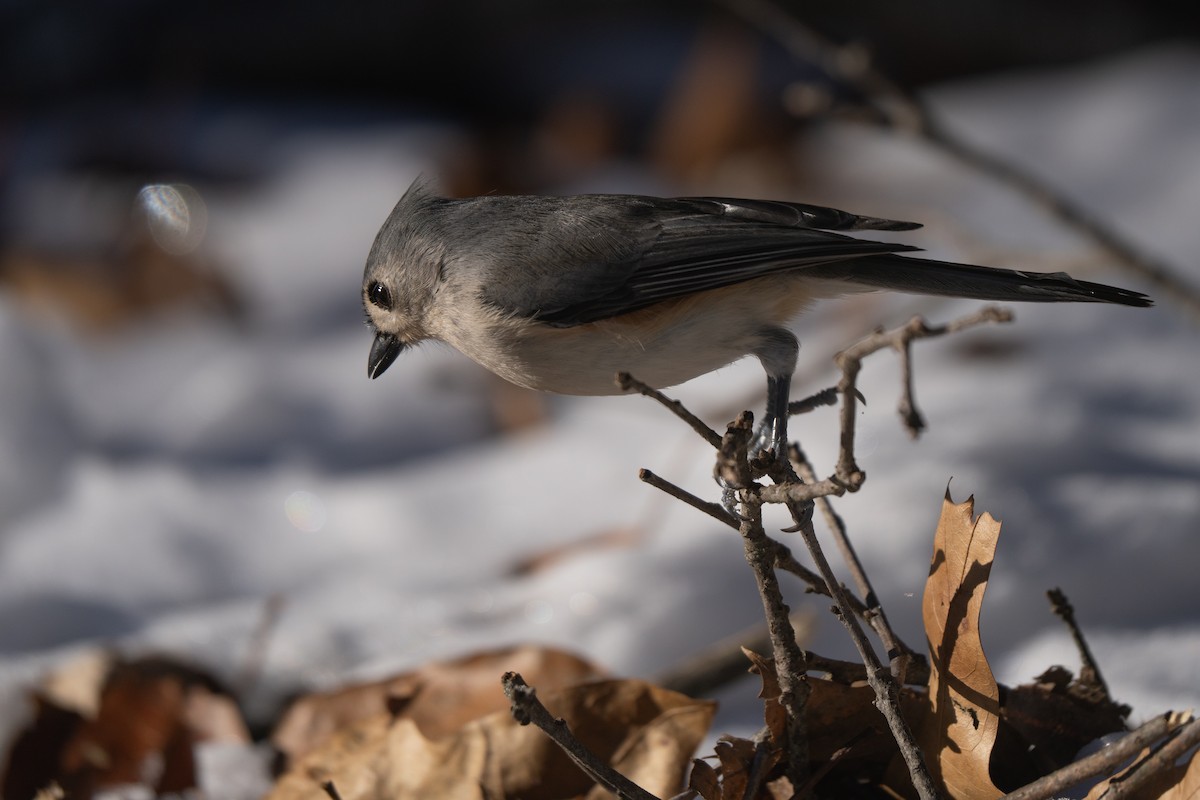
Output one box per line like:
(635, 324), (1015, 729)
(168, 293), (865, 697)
(626, 308), (1009, 795)
(643, 455), (933, 687)
(720, 417), (813, 789)
(1047, 587), (1113, 702)
(833, 307), (1013, 484)
(800, 652), (870, 684)
(718, 0), (1200, 319)
(1098, 714), (1200, 800)
(896, 336), (925, 439)
(320, 781), (344, 800)
(792, 516), (939, 800)
(617, 372), (723, 449)
(1003, 712), (1192, 800)
(639, 468), (739, 529)
(787, 385), (845, 417)
(502, 672), (661, 800)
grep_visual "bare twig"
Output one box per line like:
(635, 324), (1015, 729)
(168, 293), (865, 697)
(896, 336), (925, 438)
(1097, 713), (1200, 800)
(643, 457), (933, 690)
(320, 780), (344, 800)
(1047, 587), (1112, 701)
(617, 372), (722, 449)
(1003, 712), (1193, 800)
(719, 417), (813, 789)
(643, 468), (897, 658)
(639, 468), (739, 529)
(628, 308), (1006, 795)
(502, 672), (661, 800)
(718, 0), (1200, 318)
(792, 516), (939, 800)
(833, 307), (1013, 483)
(786, 385), (845, 416)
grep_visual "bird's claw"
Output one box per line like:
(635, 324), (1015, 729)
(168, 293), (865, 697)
(779, 500), (814, 533)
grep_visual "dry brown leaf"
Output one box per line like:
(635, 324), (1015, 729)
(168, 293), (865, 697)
(689, 757), (721, 799)
(741, 648), (786, 745)
(1003, 666), (1128, 769)
(712, 737), (756, 800)
(272, 644), (603, 767)
(1158, 743), (1200, 800)
(0, 696), (85, 800)
(24, 656), (248, 798)
(1, 650), (115, 799)
(268, 678), (714, 800)
(586, 699), (718, 800)
(920, 491), (1004, 799)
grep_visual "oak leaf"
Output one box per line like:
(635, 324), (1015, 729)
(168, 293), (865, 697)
(920, 491), (1004, 798)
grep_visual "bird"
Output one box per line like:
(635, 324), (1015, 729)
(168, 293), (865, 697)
(362, 179), (1151, 457)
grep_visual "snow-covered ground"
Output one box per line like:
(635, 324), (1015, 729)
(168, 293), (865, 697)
(1, 43), (1197, 762)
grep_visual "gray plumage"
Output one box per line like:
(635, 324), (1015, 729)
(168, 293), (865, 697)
(362, 179), (1150, 454)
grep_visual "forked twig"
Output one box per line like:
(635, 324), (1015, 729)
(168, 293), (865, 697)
(834, 306), (1013, 482)
(718, 415), (813, 789)
(631, 308), (1008, 796)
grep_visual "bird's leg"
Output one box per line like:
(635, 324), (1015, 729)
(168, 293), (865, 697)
(754, 373), (791, 459)
(750, 329), (800, 462)
(719, 330), (799, 517)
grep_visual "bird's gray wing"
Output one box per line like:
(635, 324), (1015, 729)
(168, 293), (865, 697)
(473, 195), (922, 327)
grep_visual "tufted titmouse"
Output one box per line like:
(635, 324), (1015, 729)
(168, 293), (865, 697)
(362, 180), (1150, 454)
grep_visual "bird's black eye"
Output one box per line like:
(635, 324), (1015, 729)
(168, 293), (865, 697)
(367, 281), (392, 310)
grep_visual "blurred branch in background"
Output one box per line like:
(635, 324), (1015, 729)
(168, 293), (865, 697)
(719, 0), (1200, 320)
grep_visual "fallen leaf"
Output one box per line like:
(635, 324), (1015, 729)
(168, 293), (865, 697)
(712, 737), (756, 800)
(4, 656), (250, 799)
(267, 678), (715, 800)
(688, 757), (721, 799)
(272, 645), (604, 768)
(0, 696), (84, 800)
(920, 491), (1004, 799)
(1158, 740), (1200, 800)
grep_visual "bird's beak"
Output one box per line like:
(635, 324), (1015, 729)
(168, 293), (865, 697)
(368, 332), (403, 379)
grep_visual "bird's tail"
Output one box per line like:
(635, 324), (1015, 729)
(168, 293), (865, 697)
(806, 254), (1152, 307)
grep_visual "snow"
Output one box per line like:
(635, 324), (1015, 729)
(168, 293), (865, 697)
(2, 44), (1198, 765)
